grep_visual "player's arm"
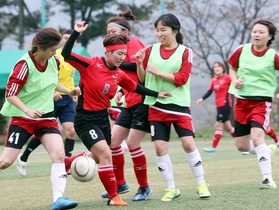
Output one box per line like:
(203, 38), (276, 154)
(196, 89), (213, 104)
(120, 62), (136, 72)
(55, 83), (81, 97)
(5, 61), (43, 118)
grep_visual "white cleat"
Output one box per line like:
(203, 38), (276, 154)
(17, 154), (27, 177)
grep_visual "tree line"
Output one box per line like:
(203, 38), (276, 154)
(1, 0), (279, 76)
(1, 0), (279, 132)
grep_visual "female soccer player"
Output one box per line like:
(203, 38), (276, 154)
(102, 6), (152, 201)
(62, 20), (170, 206)
(196, 61), (234, 152)
(17, 29), (78, 177)
(135, 13), (210, 201)
(0, 28), (79, 210)
(228, 19), (279, 188)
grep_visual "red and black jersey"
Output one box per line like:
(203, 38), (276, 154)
(62, 31), (159, 112)
(120, 37), (145, 108)
(203, 74), (232, 108)
(64, 54), (138, 111)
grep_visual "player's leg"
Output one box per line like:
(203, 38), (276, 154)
(57, 96), (76, 157)
(17, 136), (41, 176)
(175, 117), (210, 199)
(127, 104), (151, 201)
(1, 119), (33, 175)
(61, 122), (75, 157)
(151, 121), (180, 201)
(42, 133), (78, 209)
(204, 121), (223, 152)
(250, 125), (276, 189)
(75, 112), (127, 206)
(265, 126), (279, 147)
(224, 120), (235, 137)
(103, 107), (132, 198)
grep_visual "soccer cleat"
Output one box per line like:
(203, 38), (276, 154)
(132, 186), (152, 201)
(268, 144), (277, 156)
(17, 154), (27, 177)
(101, 182), (130, 198)
(160, 187), (181, 202)
(242, 151), (251, 155)
(107, 195), (128, 206)
(52, 197), (78, 210)
(197, 182), (211, 198)
(260, 178), (277, 189)
(203, 147), (216, 153)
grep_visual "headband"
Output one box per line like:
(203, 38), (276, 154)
(106, 44), (127, 51)
(108, 22), (127, 30)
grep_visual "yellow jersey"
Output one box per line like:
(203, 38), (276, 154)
(56, 48), (76, 94)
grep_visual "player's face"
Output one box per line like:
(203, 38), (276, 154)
(213, 63), (224, 77)
(251, 23), (271, 48)
(156, 21), (177, 47)
(106, 49), (127, 67)
(107, 24), (127, 35)
(45, 45), (60, 59)
(37, 44), (59, 60)
(60, 34), (71, 46)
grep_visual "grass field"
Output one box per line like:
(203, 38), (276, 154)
(1, 135), (279, 210)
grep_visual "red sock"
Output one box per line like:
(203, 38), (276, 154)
(212, 130), (222, 148)
(111, 146), (125, 185)
(64, 151), (88, 172)
(130, 147), (148, 188)
(266, 126), (279, 143)
(98, 165), (117, 199)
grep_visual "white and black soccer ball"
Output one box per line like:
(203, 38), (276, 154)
(70, 156), (98, 182)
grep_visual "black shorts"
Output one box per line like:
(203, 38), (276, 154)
(6, 118), (60, 149)
(216, 105), (232, 123)
(115, 103), (150, 132)
(74, 109), (111, 149)
(234, 120), (263, 137)
(150, 121), (194, 141)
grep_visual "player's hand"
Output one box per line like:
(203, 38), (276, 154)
(69, 87), (81, 97)
(53, 92), (62, 101)
(25, 109), (43, 119)
(234, 79), (243, 89)
(158, 92), (172, 98)
(196, 98), (203, 104)
(132, 48), (146, 63)
(115, 92), (123, 106)
(146, 64), (160, 76)
(74, 21), (88, 33)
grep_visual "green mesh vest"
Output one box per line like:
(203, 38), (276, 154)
(1, 53), (58, 117)
(144, 43), (191, 107)
(229, 43), (276, 97)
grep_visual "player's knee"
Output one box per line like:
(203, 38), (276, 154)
(65, 128), (76, 139)
(0, 159), (13, 169)
(236, 145), (248, 152)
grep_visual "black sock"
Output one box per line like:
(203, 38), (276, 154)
(64, 138), (75, 157)
(21, 137), (41, 162)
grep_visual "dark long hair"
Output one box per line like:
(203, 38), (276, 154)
(154, 13), (183, 44)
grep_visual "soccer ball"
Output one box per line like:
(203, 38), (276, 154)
(70, 156), (98, 182)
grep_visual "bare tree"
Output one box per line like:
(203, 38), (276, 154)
(175, 0), (279, 76)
